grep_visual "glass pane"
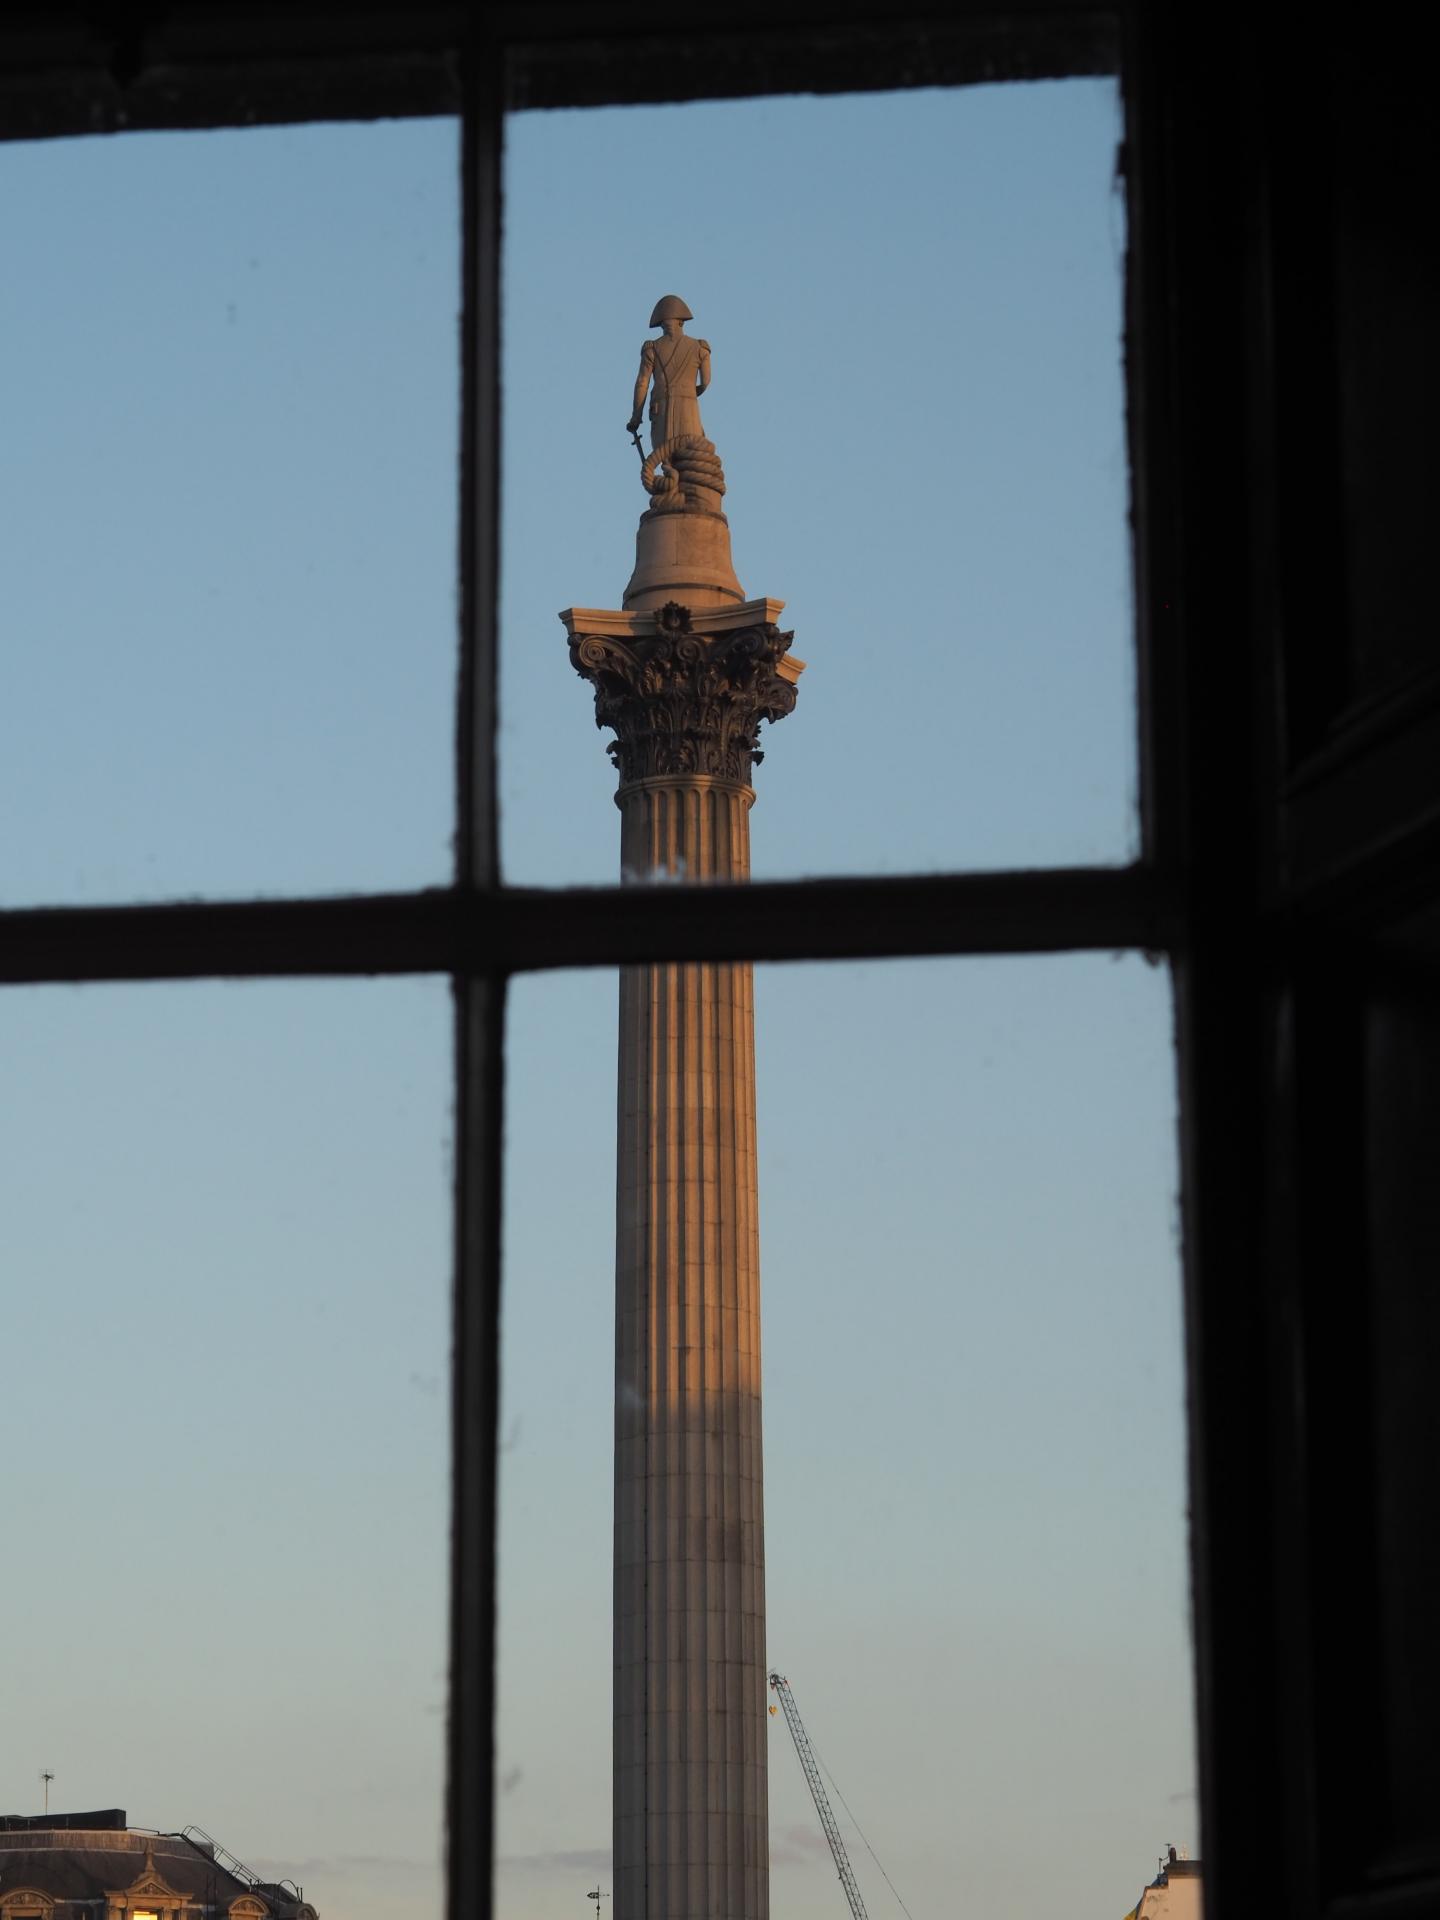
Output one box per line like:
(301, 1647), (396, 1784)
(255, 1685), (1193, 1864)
(0, 979), (450, 1920)
(502, 84), (1132, 885)
(0, 123), (458, 906)
(500, 954), (1196, 1920)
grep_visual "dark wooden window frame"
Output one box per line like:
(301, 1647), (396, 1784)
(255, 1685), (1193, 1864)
(0, 11), (1190, 1920)
(13, 9), (1432, 1920)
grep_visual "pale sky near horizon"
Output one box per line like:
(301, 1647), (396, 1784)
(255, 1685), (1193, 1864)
(1, 79), (1195, 1920)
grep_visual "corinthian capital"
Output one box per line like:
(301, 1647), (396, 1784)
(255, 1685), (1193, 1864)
(569, 600), (800, 787)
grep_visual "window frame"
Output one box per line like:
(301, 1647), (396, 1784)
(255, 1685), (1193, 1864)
(7, 8), (1384, 1920)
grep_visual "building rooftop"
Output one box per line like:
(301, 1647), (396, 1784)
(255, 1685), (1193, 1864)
(0, 1816), (316, 1920)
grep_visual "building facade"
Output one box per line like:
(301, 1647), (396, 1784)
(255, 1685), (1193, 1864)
(0, 1814), (316, 1920)
(1127, 1847), (1203, 1920)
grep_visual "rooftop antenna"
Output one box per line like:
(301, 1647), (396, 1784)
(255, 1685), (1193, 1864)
(587, 1888), (610, 1919)
(40, 1772), (54, 1816)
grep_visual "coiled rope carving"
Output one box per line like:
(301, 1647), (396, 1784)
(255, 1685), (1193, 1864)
(641, 436), (727, 509)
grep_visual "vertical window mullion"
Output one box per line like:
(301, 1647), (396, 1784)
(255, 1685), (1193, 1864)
(451, 35), (506, 1920)
(458, 42), (503, 893)
(449, 969), (507, 1920)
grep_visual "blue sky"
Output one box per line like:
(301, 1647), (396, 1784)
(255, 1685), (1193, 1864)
(1, 79), (1194, 1920)
(501, 89), (1135, 886)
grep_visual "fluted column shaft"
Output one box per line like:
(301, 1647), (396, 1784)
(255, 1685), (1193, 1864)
(614, 774), (767, 1920)
(563, 597), (800, 1920)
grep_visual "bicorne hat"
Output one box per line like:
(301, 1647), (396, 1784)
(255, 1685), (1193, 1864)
(649, 294), (693, 326)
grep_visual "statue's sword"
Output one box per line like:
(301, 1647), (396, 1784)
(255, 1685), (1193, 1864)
(630, 425), (645, 463)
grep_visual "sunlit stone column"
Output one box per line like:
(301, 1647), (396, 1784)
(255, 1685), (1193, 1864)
(562, 593), (802, 1920)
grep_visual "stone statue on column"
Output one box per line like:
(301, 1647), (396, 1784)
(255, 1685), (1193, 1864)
(561, 298), (807, 1920)
(628, 293), (711, 449)
(626, 294), (727, 516)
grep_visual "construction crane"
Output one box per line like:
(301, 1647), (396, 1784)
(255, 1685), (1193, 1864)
(768, 1671), (871, 1920)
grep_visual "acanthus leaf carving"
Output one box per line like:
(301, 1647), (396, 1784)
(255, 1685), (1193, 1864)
(569, 605), (797, 787)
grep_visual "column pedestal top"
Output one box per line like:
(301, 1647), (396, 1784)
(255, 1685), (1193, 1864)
(560, 595), (792, 643)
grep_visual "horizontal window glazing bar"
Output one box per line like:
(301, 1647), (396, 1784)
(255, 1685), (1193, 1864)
(0, 5), (1117, 144)
(0, 864), (1177, 984)
(505, 6), (1118, 110)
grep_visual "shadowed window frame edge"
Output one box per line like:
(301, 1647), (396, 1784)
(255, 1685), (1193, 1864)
(0, 13), (1260, 1920)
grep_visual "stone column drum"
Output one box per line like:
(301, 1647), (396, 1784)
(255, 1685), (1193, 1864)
(563, 595), (802, 1920)
(564, 292), (802, 1920)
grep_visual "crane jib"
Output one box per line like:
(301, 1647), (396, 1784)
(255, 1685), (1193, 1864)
(768, 1672), (872, 1920)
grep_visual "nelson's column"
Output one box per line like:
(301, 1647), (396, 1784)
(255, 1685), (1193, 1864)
(562, 296), (803, 1920)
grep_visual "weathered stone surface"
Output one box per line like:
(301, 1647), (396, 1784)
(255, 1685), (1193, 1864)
(623, 504), (743, 611)
(567, 600), (800, 787)
(618, 302), (744, 607)
(612, 896), (767, 1920)
(628, 296), (711, 461)
(567, 314), (803, 1918)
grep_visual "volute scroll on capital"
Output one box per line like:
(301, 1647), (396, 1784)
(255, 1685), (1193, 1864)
(570, 601), (799, 787)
